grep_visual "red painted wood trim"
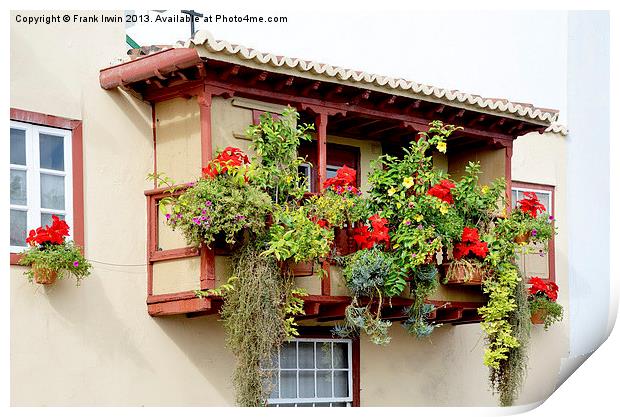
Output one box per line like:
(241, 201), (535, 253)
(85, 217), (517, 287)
(198, 89), (213, 166)
(316, 113), (328, 190)
(146, 195), (154, 296)
(150, 247), (200, 262)
(200, 246), (216, 290)
(147, 290), (211, 304)
(505, 143), (513, 210)
(512, 180), (557, 282)
(320, 259), (331, 296)
(10, 108), (85, 264)
(148, 297), (213, 317)
(152, 105), (158, 188)
(10, 253), (23, 265)
(352, 337), (361, 407)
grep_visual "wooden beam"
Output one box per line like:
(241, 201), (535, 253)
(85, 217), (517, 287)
(316, 112), (328, 190)
(275, 76), (295, 90)
(378, 95), (397, 110)
(220, 64), (240, 81)
(248, 71), (269, 86)
(302, 81), (321, 96)
(325, 85), (344, 101)
(350, 89), (371, 105)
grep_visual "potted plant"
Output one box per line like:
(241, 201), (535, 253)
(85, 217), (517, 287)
(443, 227), (489, 285)
(527, 277), (563, 329)
(19, 215), (91, 285)
(511, 192), (555, 244)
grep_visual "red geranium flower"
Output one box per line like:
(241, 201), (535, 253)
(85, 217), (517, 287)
(427, 179), (455, 204)
(528, 276), (559, 301)
(353, 214), (390, 249)
(323, 165), (359, 195)
(202, 147), (250, 178)
(518, 192), (546, 218)
(26, 215), (70, 246)
(453, 227), (488, 260)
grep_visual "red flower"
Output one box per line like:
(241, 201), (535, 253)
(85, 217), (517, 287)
(453, 227), (488, 260)
(353, 214), (390, 249)
(202, 147), (250, 178)
(323, 165), (359, 194)
(518, 192), (546, 218)
(26, 215), (70, 246)
(528, 277), (559, 301)
(427, 179), (455, 204)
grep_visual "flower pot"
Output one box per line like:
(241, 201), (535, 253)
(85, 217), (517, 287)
(530, 308), (547, 325)
(334, 227), (356, 256)
(33, 266), (58, 285)
(442, 262), (485, 285)
(280, 260), (315, 277)
(514, 232), (531, 244)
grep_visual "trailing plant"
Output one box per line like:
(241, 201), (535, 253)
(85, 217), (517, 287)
(19, 215), (91, 285)
(262, 205), (333, 264)
(403, 264), (441, 337)
(246, 107), (314, 204)
(528, 277), (563, 330)
(216, 242), (303, 406)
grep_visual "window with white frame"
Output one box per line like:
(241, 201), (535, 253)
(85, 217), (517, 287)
(264, 338), (353, 407)
(511, 188), (552, 213)
(10, 121), (73, 251)
(298, 163), (312, 192)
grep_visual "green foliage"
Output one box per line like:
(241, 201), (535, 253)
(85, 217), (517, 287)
(246, 107), (314, 203)
(343, 248), (394, 297)
(304, 190), (370, 229)
(219, 242), (302, 406)
(334, 303), (392, 346)
(262, 205), (333, 263)
(19, 241), (91, 285)
(529, 296), (564, 330)
(161, 174), (272, 248)
(498, 210), (556, 249)
(403, 264), (440, 337)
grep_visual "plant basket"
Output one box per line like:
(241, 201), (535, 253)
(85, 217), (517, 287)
(334, 226), (356, 256)
(530, 308), (547, 325)
(280, 260), (315, 277)
(33, 266), (58, 285)
(514, 232), (531, 244)
(442, 261), (485, 285)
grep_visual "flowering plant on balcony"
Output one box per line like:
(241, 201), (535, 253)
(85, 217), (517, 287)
(159, 148), (272, 248)
(496, 192), (555, 247)
(527, 277), (563, 330)
(19, 215), (91, 285)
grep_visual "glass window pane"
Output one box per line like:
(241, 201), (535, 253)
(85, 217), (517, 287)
(298, 342), (314, 369)
(10, 209), (27, 247)
(10, 169), (27, 205)
(280, 343), (297, 369)
(317, 342), (332, 369)
(41, 213), (65, 228)
(316, 371), (332, 398)
(315, 402), (330, 407)
(536, 192), (551, 212)
(40, 173), (65, 210)
(280, 371), (297, 399)
(333, 343), (348, 369)
(39, 133), (65, 171)
(264, 371), (279, 399)
(334, 371), (348, 397)
(326, 167), (340, 179)
(331, 402), (347, 407)
(511, 190), (518, 209)
(299, 371), (315, 398)
(11, 128), (26, 165)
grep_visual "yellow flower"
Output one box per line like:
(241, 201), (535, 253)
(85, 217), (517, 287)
(393, 244), (400, 249)
(388, 187), (397, 196)
(439, 204), (449, 215)
(481, 185), (489, 194)
(396, 202), (402, 209)
(403, 177), (414, 189)
(436, 141), (447, 153)
(414, 214), (424, 222)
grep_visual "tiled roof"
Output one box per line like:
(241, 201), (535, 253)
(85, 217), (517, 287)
(178, 31), (559, 125)
(545, 123), (568, 135)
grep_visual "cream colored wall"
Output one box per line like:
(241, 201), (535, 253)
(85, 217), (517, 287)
(449, 146), (506, 184)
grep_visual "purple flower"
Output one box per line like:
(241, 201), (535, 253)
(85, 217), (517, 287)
(165, 213), (171, 220)
(201, 209), (207, 215)
(177, 213), (182, 219)
(404, 220), (411, 226)
(187, 182), (196, 187)
(549, 215), (554, 221)
(236, 215), (246, 221)
(205, 201), (212, 207)
(417, 224), (424, 230)
(73, 261), (79, 267)
(531, 229), (538, 237)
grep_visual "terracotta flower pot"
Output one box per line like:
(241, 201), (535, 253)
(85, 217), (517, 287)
(33, 266), (58, 285)
(280, 260), (315, 277)
(530, 308), (547, 325)
(442, 262), (485, 285)
(514, 232), (531, 244)
(334, 227), (356, 256)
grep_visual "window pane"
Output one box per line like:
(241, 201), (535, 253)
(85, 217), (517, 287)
(326, 167), (340, 179)
(333, 343), (348, 368)
(317, 343), (332, 369)
(511, 190), (518, 209)
(264, 371), (279, 399)
(331, 402), (347, 407)
(280, 343), (297, 369)
(299, 371), (315, 398)
(316, 371), (332, 398)
(10, 209), (27, 246)
(280, 371), (297, 398)
(334, 371), (349, 397)
(41, 173), (65, 210)
(41, 213), (65, 228)
(11, 128), (26, 165)
(536, 192), (551, 212)
(39, 133), (65, 171)
(10, 169), (27, 205)
(298, 342), (314, 369)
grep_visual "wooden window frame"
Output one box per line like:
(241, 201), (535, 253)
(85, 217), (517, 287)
(511, 180), (556, 282)
(9, 108), (84, 265)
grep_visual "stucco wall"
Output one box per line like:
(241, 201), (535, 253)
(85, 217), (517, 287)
(10, 10), (569, 407)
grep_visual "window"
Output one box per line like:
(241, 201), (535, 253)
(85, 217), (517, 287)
(264, 338), (353, 407)
(511, 182), (556, 281)
(298, 142), (361, 192)
(10, 108), (84, 263)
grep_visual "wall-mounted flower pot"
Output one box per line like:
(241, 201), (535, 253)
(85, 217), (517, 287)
(280, 260), (315, 277)
(334, 227), (356, 256)
(441, 262), (485, 285)
(514, 232), (531, 244)
(530, 308), (547, 325)
(33, 266), (58, 285)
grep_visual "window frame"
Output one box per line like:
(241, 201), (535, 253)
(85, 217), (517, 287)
(264, 337), (354, 407)
(9, 108), (84, 265)
(511, 180), (556, 282)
